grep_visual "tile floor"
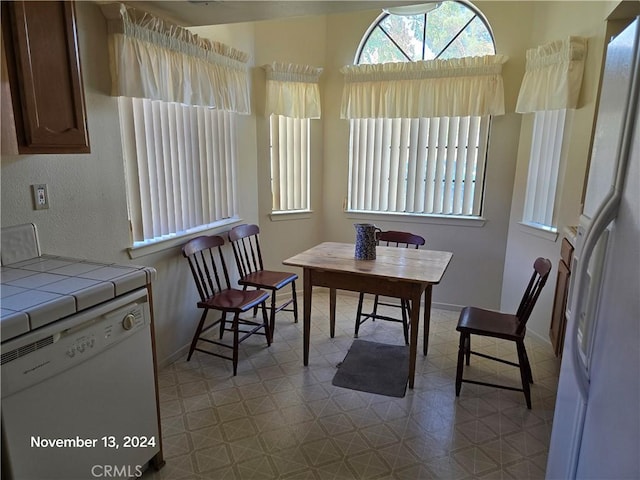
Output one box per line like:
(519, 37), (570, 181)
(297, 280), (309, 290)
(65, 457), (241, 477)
(143, 290), (561, 479)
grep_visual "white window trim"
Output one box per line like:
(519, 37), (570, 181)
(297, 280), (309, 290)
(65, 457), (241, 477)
(518, 221), (559, 242)
(346, 210), (486, 228)
(269, 210), (314, 222)
(126, 217), (243, 259)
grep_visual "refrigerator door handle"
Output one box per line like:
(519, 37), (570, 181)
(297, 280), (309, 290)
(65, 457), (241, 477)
(570, 29), (640, 402)
(570, 225), (607, 400)
(547, 19), (640, 480)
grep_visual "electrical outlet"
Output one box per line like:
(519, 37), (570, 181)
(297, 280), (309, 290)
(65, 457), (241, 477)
(31, 184), (49, 210)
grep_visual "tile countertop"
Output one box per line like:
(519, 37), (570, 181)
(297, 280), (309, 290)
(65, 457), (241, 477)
(1, 255), (156, 342)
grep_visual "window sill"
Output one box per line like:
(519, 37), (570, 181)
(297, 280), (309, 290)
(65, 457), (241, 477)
(518, 221), (559, 242)
(345, 210), (486, 227)
(269, 210), (313, 222)
(126, 217), (243, 259)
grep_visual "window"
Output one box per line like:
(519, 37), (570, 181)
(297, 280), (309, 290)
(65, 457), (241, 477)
(270, 115), (310, 212)
(349, 116), (489, 215)
(357, 1), (495, 64)
(515, 37), (586, 233)
(119, 97), (238, 245)
(348, 1), (495, 217)
(522, 109), (569, 229)
(264, 62), (321, 214)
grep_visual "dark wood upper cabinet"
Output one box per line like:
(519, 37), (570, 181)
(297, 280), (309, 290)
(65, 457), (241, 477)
(2, 1), (89, 154)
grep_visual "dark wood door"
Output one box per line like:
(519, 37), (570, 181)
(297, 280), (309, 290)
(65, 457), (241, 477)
(550, 259), (571, 357)
(3, 1), (89, 153)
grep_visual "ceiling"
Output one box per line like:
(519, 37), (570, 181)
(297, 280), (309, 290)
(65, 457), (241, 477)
(123, 1), (428, 27)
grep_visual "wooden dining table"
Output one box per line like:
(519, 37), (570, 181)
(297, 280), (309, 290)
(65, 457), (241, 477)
(283, 242), (453, 388)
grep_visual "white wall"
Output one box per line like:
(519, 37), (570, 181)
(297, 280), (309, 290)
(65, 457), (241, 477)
(1, 2), (129, 263)
(0, 3), (261, 365)
(0, 1), (622, 364)
(252, 17), (327, 271)
(250, 2), (536, 310)
(500, 1), (618, 342)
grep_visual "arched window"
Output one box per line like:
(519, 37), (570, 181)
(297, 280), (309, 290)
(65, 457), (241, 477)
(347, 1), (496, 217)
(357, 2), (494, 64)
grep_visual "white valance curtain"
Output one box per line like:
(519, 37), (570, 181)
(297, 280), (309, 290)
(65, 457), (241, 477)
(264, 62), (323, 119)
(516, 37), (588, 113)
(340, 55), (508, 119)
(107, 3), (251, 113)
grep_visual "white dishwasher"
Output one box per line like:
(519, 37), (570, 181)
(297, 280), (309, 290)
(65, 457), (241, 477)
(1, 288), (161, 480)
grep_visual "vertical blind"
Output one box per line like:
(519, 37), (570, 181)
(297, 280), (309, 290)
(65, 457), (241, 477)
(108, 3), (248, 245)
(120, 97), (237, 243)
(523, 109), (567, 226)
(341, 55), (503, 218)
(270, 115), (310, 211)
(517, 37), (586, 229)
(264, 62), (320, 213)
(348, 116), (489, 216)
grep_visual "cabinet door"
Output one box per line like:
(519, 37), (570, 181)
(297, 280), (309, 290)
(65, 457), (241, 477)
(4, 1), (89, 153)
(1, 35), (18, 155)
(550, 259), (571, 357)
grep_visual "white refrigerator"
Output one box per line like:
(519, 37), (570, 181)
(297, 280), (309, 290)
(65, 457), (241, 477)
(546, 17), (640, 479)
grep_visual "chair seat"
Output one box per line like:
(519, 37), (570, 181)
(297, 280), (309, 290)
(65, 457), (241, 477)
(455, 257), (552, 409)
(239, 270), (298, 290)
(198, 288), (269, 313)
(456, 306), (524, 341)
(228, 224), (299, 337)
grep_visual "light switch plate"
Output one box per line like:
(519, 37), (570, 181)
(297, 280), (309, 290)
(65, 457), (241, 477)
(31, 184), (49, 210)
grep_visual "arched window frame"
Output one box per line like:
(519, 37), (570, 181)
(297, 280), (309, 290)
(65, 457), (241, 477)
(355, 1), (495, 64)
(346, 1), (498, 219)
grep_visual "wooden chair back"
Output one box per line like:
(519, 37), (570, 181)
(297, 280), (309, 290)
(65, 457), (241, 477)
(377, 230), (425, 249)
(228, 224), (265, 277)
(182, 235), (231, 302)
(516, 257), (553, 331)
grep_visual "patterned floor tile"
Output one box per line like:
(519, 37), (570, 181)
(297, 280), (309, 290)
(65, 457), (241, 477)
(142, 291), (560, 479)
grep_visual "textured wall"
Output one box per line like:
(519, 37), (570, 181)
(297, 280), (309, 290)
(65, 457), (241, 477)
(500, 1), (616, 342)
(0, 3), (260, 365)
(1, 1), (619, 363)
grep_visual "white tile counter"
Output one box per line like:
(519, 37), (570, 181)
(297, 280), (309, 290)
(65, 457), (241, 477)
(1, 255), (156, 342)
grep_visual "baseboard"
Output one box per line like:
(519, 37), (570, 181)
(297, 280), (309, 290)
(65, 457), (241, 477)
(431, 302), (463, 312)
(159, 289), (552, 368)
(159, 289), (464, 367)
(525, 327), (552, 347)
(159, 343), (191, 369)
(291, 287), (463, 312)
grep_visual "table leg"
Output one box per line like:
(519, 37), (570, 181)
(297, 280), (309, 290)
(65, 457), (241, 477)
(423, 286), (432, 356)
(408, 290), (421, 389)
(329, 288), (337, 338)
(303, 269), (312, 366)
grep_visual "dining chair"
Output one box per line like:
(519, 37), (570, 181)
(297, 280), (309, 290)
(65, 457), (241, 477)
(455, 257), (552, 408)
(228, 224), (298, 337)
(182, 235), (271, 375)
(355, 230), (426, 344)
